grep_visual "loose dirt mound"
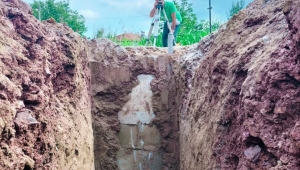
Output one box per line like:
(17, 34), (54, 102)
(180, 0), (300, 169)
(0, 0), (93, 169)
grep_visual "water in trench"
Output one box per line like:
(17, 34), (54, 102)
(117, 74), (162, 170)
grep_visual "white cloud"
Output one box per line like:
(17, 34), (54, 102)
(79, 9), (100, 19)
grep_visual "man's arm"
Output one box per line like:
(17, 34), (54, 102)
(171, 13), (176, 30)
(150, 1), (158, 17)
(150, 7), (156, 17)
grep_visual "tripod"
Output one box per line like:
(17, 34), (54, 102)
(145, 3), (176, 47)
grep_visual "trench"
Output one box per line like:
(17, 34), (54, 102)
(117, 75), (162, 169)
(90, 56), (180, 170)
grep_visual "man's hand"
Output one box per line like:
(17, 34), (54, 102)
(154, 1), (158, 8)
(171, 23), (176, 30)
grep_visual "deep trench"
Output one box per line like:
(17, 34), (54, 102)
(90, 56), (181, 170)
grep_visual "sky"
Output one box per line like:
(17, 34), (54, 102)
(22, 0), (254, 38)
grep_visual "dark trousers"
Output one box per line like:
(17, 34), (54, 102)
(162, 22), (180, 47)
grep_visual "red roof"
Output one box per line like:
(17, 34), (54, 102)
(115, 33), (141, 41)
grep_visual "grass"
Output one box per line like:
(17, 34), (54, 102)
(108, 31), (209, 47)
(112, 38), (147, 47)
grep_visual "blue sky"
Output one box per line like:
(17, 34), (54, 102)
(23, 0), (253, 38)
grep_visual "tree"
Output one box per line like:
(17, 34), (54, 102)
(30, 0), (87, 36)
(95, 27), (105, 39)
(196, 20), (221, 32)
(173, 0), (198, 45)
(228, 0), (245, 19)
(172, 0), (220, 45)
(173, 0), (197, 29)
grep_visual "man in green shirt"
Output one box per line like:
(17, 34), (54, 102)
(150, 0), (182, 47)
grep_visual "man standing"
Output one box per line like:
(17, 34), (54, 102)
(150, 0), (182, 47)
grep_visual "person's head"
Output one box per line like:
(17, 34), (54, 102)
(155, 0), (165, 5)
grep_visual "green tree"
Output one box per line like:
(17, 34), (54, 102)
(173, 0), (198, 45)
(228, 0), (245, 19)
(94, 27), (105, 39)
(196, 20), (221, 33)
(172, 0), (220, 45)
(30, 0), (87, 36)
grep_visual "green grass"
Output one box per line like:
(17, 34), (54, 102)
(112, 38), (147, 46)
(108, 31), (208, 47)
(109, 28), (218, 47)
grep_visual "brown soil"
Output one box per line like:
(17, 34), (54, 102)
(0, 0), (93, 169)
(180, 0), (300, 169)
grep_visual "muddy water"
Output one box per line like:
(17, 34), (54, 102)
(117, 75), (162, 170)
(118, 75), (155, 124)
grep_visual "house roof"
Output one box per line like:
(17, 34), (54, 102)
(115, 33), (141, 41)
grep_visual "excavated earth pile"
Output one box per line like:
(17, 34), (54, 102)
(0, 0), (300, 170)
(180, 0), (300, 169)
(0, 0), (93, 169)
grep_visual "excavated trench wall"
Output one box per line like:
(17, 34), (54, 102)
(0, 1), (94, 170)
(179, 0), (300, 170)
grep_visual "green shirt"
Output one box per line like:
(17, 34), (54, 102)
(163, 1), (182, 23)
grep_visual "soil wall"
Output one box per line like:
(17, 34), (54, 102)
(0, 0), (93, 169)
(179, 0), (300, 169)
